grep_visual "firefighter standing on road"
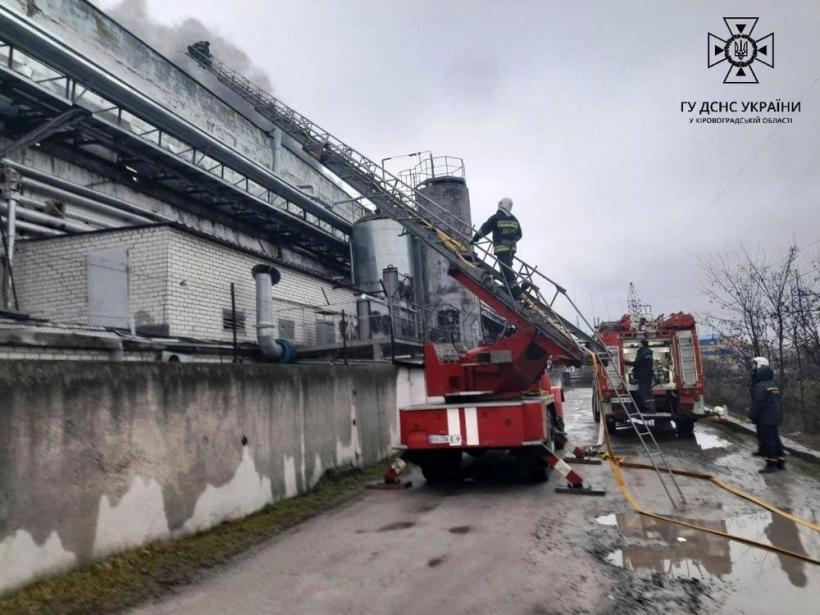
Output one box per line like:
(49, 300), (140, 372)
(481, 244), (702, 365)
(470, 197), (523, 298)
(625, 339), (655, 412)
(748, 357), (785, 473)
(749, 356), (767, 458)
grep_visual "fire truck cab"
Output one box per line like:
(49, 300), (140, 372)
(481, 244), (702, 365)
(594, 312), (712, 436)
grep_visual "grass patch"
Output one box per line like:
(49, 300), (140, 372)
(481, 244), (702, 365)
(0, 462), (388, 614)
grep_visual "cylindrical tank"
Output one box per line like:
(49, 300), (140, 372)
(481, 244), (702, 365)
(350, 215), (415, 294)
(410, 157), (481, 349)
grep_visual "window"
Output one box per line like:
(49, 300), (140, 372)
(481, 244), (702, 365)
(222, 308), (246, 332)
(278, 318), (295, 340)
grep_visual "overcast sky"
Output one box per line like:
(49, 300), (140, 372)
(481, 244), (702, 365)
(97, 0), (820, 330)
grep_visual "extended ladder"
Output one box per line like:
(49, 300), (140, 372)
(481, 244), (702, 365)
(533, 301), (686, 507)
(186, 44), (599, 362)
(187, 44), (684, 507)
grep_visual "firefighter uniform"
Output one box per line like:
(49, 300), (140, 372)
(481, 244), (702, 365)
(749, 364), (785, 472)
(471, 205), (523, 297)
(625, 342), (655, 412)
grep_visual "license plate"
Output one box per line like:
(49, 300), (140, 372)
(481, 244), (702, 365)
(428, 434), (461, 445)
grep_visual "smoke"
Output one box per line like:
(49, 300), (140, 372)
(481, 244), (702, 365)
(103, 0), (273, 108)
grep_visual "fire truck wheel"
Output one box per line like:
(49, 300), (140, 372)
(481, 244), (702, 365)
(592, 390), (601, 422)
(419, 451), (462, 483)
(606, 416), (618, 435)
(526, 460), (549, 483)
(675, 417), (695, 438)
(420, 463), (449, 484)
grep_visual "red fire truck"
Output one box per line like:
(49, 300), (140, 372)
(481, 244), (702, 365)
(593, 312), (710, 436)
(395, 271), (593, 486)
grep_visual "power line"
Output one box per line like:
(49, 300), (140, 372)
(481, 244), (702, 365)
(645, 72), (820, 279)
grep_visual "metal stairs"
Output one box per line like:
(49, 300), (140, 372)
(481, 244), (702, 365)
(187, 43), (600, 362)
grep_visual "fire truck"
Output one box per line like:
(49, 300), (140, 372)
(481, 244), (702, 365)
(188, 43), (604, 488)
(593, 312), (709, 436)
(396, 271), (582, 484)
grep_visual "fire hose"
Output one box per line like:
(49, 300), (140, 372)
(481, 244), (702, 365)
(592, 354), (820, 566)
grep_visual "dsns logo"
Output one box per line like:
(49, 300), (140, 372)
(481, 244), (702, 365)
(708, 18), (774, 84)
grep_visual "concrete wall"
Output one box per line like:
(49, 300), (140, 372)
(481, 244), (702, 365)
(14, 225), (357, 342)
(0, 360), (426, 595)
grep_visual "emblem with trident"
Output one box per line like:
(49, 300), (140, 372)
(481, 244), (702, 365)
(733, 39), (749, 60)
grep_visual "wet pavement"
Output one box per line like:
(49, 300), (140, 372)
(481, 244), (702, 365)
(573, 386), (820, 614)
(133, 387), (820, 615)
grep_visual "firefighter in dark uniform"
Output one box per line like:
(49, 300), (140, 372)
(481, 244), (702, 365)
(188, 40), (213, 66)
(470, 197), (523, 298)
(625, 339), (655, 412)
(749, 358), (785, 473)
(749, 356), (767, 457)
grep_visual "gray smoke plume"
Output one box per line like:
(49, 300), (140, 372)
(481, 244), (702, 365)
(104, 0), (273, 117)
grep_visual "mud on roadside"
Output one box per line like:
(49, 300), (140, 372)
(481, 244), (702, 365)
(584, 513), (720, 615)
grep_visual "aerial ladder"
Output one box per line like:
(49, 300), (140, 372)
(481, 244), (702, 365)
(187, 42), (685, 505)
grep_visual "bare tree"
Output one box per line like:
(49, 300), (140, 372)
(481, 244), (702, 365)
(789, 259), (820, 369)
(703, 245), (820, 434)
(701, 250), (770, 361)
(745, 245), (798, 386)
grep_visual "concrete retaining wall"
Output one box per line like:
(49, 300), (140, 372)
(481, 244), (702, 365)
(0, 360), (426, 595)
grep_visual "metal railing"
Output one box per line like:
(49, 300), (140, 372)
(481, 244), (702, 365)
(273, 296), (468, 351)
(187, 44), (601, 364)
(397, 155), (465, 188)
(0, 34), (360, 248)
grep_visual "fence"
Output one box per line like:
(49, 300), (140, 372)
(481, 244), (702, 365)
(271, 295), (472, 353)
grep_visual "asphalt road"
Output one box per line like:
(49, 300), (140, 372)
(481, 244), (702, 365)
(134, 388), (820, 615)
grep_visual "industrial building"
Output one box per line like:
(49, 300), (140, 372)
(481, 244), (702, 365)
(0, 0), (486, 363)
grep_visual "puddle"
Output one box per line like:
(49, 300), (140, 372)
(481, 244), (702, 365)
(603, 511), (820, 612)
(595, 514), (618, 527)
(693, 431), (730, 450)
(378, 521), (415, 531)
(427, 556), (445, 567)
(449, 525), (472, 534)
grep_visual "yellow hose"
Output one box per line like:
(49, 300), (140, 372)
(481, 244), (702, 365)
(591, 353), (820, 565)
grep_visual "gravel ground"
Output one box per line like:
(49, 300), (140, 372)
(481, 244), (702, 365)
(133, 387), (820, 615)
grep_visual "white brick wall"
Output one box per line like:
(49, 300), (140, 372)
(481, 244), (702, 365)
(164, 228), (356, 343)
(14, 225), (357, 345)
(15, 226), (170, 328)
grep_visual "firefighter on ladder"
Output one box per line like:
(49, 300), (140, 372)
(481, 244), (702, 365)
(470, 197), (524, 298)
(188, 40), (212, 65)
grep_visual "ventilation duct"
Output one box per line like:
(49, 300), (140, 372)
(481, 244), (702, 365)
(252, 264), (295, 363)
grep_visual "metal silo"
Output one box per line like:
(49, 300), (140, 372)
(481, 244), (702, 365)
(401, 156), (481, 349)
(350, 215), (415, 293)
